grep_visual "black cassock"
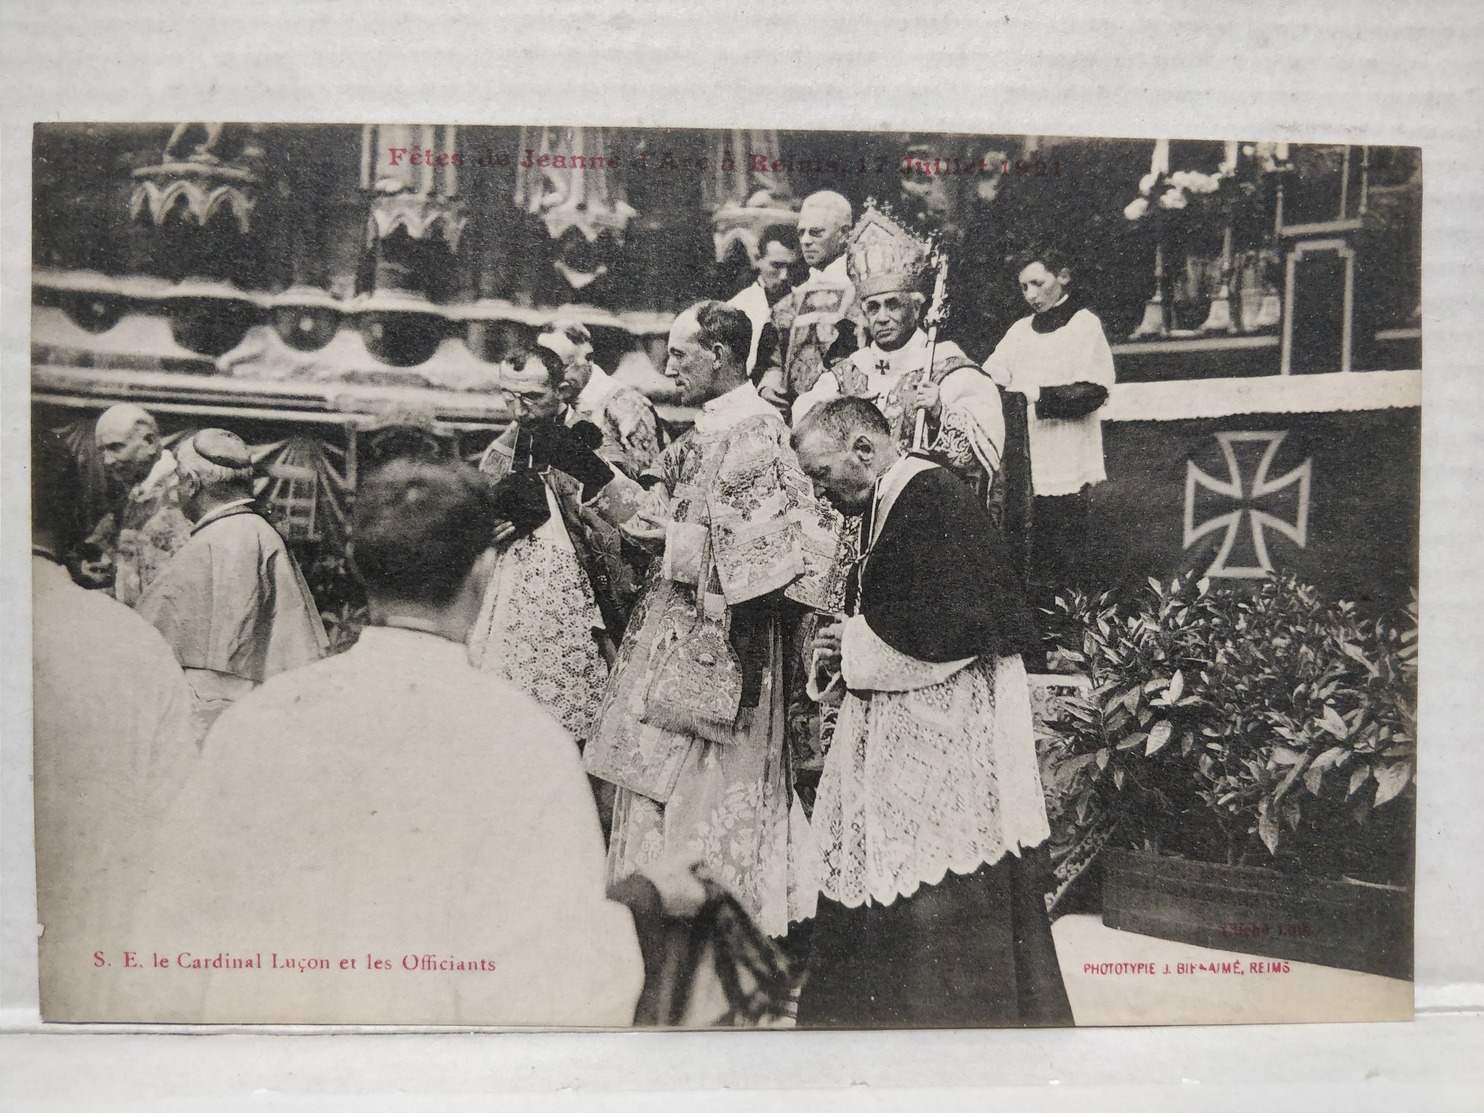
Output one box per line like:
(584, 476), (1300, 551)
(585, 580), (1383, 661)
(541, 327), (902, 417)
(798, 464), (1074, 1029)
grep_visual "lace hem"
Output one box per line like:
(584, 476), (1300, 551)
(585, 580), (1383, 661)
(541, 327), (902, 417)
(813, 653), (1051, 908)
(469, 533), (607, 740)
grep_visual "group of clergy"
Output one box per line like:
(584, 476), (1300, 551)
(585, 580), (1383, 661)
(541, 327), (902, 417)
(33, 191), (1118, 1028)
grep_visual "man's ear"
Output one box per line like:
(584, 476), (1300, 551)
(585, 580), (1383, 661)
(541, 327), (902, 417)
(1056, 268), (1073, 287)
(851, 432), (877, 464)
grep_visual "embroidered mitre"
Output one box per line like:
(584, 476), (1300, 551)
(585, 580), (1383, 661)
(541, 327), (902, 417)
(845, 201), (931, 300)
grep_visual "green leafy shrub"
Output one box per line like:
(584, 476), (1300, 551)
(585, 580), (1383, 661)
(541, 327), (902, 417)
(1039, 572), (1416, 883)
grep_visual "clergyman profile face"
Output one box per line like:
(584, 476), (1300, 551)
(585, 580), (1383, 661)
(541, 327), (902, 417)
(1018, 260), (1071, 314)
(664, 309), (725, 407)
(861, 290), (921, 352)
(794, 427), (879, 516)
(95, 408), (161, 489)
(797, 197), (850, 270)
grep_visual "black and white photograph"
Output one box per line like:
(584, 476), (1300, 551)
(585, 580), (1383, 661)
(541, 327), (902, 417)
(26, 121), (1421, 1029)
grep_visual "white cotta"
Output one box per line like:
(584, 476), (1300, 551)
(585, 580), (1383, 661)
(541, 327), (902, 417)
(981, 307), (1115, 496)
(812, 616), (1052, 909)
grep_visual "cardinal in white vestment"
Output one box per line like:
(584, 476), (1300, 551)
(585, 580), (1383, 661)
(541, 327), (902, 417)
(136, 429), (328, 740)
(791, 397), (1073, 1028)
(585, 301), (841, 939)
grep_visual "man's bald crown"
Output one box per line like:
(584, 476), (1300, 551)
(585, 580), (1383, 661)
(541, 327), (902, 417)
(800, 190), (853, 230)
(95, 403), (159, 442)
(192, 429), (253, 469)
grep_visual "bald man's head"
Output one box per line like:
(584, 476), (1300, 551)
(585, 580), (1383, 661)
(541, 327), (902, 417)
(95, 404), (162, 489)
(797, 191), (853, 270)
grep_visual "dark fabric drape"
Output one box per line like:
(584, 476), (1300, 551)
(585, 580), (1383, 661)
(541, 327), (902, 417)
(797, 845), (1074, 1028)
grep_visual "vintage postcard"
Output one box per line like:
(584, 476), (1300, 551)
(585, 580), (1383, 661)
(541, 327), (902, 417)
(28, 121), (1419, 1029)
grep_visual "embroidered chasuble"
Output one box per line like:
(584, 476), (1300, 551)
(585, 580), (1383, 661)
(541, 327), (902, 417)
(88, 449), (194, 608)
(574, 364), (665, 479)
(761, 255), (863, 401)
(585, 383), (841, 937)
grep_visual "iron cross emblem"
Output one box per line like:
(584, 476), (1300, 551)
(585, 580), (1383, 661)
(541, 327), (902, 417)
(1183, 431), (1312, 578)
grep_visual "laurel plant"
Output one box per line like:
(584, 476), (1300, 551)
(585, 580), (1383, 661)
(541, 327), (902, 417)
(1038, 572), (1416, 883)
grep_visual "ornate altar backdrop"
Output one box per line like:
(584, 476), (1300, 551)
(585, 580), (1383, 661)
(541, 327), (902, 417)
(31, 123), (1421, 621)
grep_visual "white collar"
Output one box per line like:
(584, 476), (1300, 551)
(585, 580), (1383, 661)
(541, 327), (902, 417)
(575, 363), (616, 414)
(355, 623), (474, 668)
(702, 381), (766, 413)
(807, 254), (850, 284)
(695, 381), (774, 432)
(866, 329), (929, 364)
(192, 497), (256, 533)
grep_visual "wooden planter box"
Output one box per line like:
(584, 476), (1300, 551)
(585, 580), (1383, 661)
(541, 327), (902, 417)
(1102, 849), (1412, 980)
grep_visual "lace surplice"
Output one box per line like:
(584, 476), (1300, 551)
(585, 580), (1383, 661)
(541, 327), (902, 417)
(812, 618), (1051, 909)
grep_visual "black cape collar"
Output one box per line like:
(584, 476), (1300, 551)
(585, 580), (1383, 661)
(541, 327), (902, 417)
(1030, 296), (1081, 334)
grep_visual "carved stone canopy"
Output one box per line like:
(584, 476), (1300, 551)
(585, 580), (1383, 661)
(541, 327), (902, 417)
(130, 123), (264, 233)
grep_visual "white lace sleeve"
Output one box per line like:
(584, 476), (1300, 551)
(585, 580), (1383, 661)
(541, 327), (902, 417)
(839, 615), (974, 692)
